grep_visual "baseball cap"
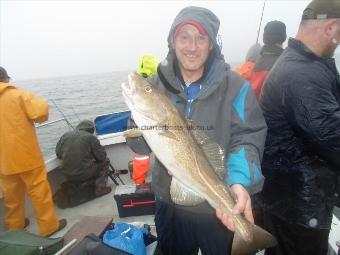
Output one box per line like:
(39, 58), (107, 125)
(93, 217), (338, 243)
(302, 0), (340, 20)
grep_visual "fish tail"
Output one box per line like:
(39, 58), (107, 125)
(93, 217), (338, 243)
(231, 223), (277, 255)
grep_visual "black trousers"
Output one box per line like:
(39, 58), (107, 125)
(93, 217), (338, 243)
(154, 200), (233, 255)
(263, 212), (330, 255)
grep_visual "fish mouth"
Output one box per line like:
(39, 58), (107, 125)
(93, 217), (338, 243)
(121, 73), (160, 126)
(122, 81), (138, 118)
(121, 73), (137, 101)
(121, 79), (147, 120)
(121, 82), (130, 96)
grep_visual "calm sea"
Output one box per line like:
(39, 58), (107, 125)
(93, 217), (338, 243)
(15, 61), (339, 159)
(15, 71), (130, 159)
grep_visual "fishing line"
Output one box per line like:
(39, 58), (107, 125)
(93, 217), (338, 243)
(71, 105), (81, 122)
(51, 99), (74, 130)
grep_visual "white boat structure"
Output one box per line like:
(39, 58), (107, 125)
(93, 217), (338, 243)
(0, 110), (339, 254)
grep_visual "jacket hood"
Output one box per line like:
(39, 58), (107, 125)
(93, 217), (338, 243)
(245, 43), (262, 62)
(76, 120), (95, 133)
(260, 44), (284, 56)
(0, 82), (14, 94)
(158, 52), (229, 100)
(167, 6), (220, 51)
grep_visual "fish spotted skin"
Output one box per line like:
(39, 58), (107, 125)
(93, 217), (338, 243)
(122, 72), (277, 255)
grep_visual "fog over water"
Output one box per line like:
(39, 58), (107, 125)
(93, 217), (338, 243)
(1, 1), (309, 80)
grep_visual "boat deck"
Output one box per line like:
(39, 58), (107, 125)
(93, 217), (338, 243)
(0, 142), (156, 238)
(0, 140), (339, 254)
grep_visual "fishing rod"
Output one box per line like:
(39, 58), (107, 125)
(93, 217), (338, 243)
(51, 99), (74, 130)
(36, 118), (69, 128)
(256, 1), (266, 44)
(36, 101), (76, 129)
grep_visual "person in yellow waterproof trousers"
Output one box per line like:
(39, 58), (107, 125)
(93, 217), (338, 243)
(0, 66), (66, 237)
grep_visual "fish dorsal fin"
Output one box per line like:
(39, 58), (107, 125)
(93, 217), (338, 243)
(170, 177), (205, 205)
(123, 128), (143, 138)
(189, 125), (226, 181)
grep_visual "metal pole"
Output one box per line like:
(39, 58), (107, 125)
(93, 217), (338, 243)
(54, 239), (77, 255)
(256, 1), (266, 44)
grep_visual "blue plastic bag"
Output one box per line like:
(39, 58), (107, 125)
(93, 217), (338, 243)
(102, 222), (148, 255)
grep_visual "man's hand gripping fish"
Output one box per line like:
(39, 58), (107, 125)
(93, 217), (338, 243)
(122, 73), (277, 255)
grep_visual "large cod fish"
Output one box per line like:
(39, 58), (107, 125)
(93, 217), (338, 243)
(122, 73), (276, 255)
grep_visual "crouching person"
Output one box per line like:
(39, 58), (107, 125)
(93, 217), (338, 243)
(55, 120), (111, 207)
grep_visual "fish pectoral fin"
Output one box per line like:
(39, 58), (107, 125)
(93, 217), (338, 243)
(123, 129), (143, 138)
(156, 119), (180, 140)
(231, 224), (277, 255)
(189, 125), (226, 181)
(159, 130), (179, 141)
(170, 178), (205, 206)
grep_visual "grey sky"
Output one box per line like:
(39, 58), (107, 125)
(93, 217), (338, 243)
(0, 0), (309, 80)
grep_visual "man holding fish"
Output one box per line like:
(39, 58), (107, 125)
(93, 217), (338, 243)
(123, 6), (275, 255)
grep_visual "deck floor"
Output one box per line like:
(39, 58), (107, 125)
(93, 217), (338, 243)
(27, 174), (155, 238)
(0, 141), (339, 254)
(0, 143), (155, 237)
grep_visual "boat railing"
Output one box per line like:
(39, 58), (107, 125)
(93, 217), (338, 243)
(34, 113), (130, 173)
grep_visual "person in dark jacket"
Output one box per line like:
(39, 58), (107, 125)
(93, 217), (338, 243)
(259, 0), (340, 254)
(249, 20), (287, 229)
(56, 120), (111, 197)
(249, 20), (286, 99)
(126, 6), (267, 255)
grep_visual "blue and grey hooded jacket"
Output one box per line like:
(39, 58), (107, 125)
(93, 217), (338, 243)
(128, 6), (267, 213)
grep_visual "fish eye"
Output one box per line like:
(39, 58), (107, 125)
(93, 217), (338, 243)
(145, 86), (152, 93)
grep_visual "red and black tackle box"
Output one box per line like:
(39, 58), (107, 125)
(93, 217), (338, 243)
(114, 182), (156, 217)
